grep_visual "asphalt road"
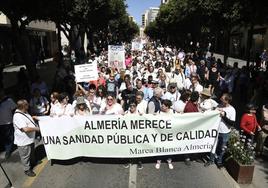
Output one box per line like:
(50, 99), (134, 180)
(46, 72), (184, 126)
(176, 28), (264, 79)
(1, 145), (237, 188)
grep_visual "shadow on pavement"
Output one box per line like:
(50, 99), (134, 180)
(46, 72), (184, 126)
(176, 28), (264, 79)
(35, 144), (47, 162)
(256, 150), (268, 183)
(49, 153), (207, 166)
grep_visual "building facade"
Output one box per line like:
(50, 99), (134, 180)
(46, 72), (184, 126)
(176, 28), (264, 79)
(213, 25), (268, 62)
(0, 13), (58, 66)
(142, 7), (159, 28)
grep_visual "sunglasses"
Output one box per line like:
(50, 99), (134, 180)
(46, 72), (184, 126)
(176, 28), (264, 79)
(107, 98), (114, 101)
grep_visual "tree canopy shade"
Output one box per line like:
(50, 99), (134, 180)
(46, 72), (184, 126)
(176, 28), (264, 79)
(0, 0), (139, 80)
(145, 0), (268, 63)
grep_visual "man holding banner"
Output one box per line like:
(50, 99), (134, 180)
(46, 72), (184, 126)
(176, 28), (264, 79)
(13, 100), (40, 177)
(205, 93), (236, 168)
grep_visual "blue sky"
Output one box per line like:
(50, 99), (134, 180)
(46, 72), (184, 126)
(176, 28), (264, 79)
(126, 0), (160, 26)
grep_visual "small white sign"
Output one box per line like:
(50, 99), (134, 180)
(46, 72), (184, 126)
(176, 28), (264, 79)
(74, 63), (98, 82)
(132, 42), (143, 51)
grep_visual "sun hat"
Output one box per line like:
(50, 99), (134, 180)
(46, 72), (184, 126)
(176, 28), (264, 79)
(201, 88), (211, 97)
(76, 97), (86, 105)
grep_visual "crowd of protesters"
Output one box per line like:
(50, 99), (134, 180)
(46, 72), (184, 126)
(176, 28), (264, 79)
(0, 40), (268, 176)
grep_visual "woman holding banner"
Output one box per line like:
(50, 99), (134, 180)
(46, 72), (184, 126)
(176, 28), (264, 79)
(52, 93), (74, 117)
(101, 94), (124, 115)
(74, 97), (92, 116)
(155, 99), (175, 170)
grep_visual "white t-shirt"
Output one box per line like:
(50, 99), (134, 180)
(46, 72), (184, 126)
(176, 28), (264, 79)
(162, 91), (181, 105)
(50, 102), (60, 116)
(189, 83), (203, 94)
(218, 105), (236, 134)
(13, 110), (36, 146)
(200, 99), (218, 111)
(184, 78), (192, 89)
(159, 110), (175, 114)
(52, 103), (74, 117)
(0, 98), (17, 125)
(173, 100), (186, 113)
(105, 103), (124, 115)
(137, 100), (148, 114)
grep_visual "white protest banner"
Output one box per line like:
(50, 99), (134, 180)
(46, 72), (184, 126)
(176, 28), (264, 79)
(74, 63), (98, 82)
(132, 42), (143, 51)
(39, 111), (220, 160)
(108, 45), (125, 69)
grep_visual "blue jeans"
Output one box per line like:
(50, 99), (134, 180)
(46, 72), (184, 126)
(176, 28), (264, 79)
(210, 133), (230, 165)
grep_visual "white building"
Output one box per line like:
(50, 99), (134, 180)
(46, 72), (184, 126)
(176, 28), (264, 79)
(143, 7), (159, 28)
(161, 0), (169, 4)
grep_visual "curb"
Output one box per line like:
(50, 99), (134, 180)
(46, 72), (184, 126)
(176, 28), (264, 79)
(221, 168), (240, 188)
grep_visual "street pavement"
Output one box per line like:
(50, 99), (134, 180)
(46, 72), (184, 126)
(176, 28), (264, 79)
(1, 145), (239, 188)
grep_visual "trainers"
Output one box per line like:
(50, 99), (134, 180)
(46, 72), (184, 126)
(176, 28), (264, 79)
(137, 162), (143, 170)
(155, 160), (161, 169)
(204, 161), (213, 167)
(168, 162), (174, 169)
(25, 170), (36, 177)
(123, 163), (131, 169)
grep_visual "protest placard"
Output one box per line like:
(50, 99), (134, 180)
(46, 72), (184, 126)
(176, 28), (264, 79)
(108, 45), (125, 69)
(74, 63), (98, 82)
(132, 42), (143, 51)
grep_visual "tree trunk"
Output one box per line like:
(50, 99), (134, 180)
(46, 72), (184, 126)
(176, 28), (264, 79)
(86, 30), (95, 53)
(10, 19), (37, 81)
(246, 25), (254, 67)
(56, 22), (63, 68)
(223, 29), (231, 65)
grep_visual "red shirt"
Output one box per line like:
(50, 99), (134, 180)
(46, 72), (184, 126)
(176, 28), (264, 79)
(240, 113), (259, 134)
(184, 101), (199, 113)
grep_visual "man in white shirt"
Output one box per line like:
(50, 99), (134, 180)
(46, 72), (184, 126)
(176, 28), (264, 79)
(162, 82), (181, 108)
(13, 100), (40, 177)
(205, 93), (236, 168)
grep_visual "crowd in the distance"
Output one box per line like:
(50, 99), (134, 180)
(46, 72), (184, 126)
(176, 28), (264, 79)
(0, 40), (268, 177)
